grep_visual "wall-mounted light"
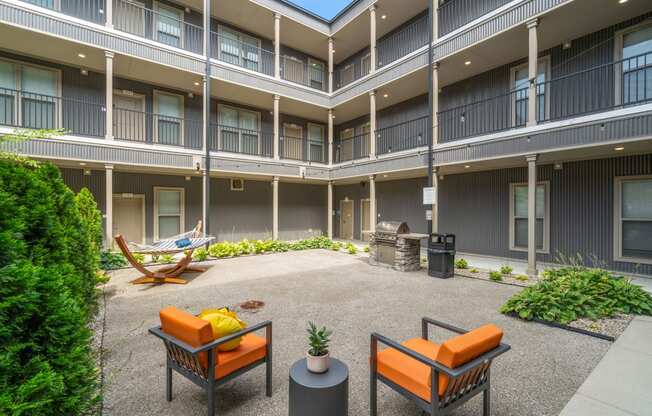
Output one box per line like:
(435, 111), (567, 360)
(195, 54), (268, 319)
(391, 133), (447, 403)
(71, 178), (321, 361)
(80, 68), (89, 76)
(187, 92), (194, 98)
(562, 41), (572, 50)
(83, 169), (92, 176)
(554, 163), (563, 170)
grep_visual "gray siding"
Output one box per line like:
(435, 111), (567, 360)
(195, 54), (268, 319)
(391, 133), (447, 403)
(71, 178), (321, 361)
(437, 0), (512, 37)
(377, 11), (428, 69)
(210, 178), (272, 241)
(279, 182), (327, 240)
(439, 154), (652, 276)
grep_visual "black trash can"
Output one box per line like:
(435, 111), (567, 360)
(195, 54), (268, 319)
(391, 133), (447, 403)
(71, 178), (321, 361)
(428, 234), (455, 279)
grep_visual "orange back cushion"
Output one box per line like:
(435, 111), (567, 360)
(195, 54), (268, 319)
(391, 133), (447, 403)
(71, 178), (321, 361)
(434, 324), (503, 396)
(160, 307), (214, 367)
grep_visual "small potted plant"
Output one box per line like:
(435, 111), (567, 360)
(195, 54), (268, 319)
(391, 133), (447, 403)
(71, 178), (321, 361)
(306, 321), (332, 373)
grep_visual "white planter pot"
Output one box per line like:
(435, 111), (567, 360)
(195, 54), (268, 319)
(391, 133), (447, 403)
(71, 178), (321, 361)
(306, 351), (330, 373)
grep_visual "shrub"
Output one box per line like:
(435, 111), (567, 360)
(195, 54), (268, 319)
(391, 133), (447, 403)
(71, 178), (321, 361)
(500, 267), (652, 324)
(515, 274), (529, 282)
(455, 258), (468, 269)
(100, 250), (127, 270)
(489, 271), (503, 281)
(331, 242), (342, 251)
(193, 247), (209, 261)
(346, 242), (357, 254)
(500, 265), (513, 275)
(133, 253), (146, 264)
(470, 268), (479, 273)
(160, 254), (175, 264)
(364, 246), (370, 253)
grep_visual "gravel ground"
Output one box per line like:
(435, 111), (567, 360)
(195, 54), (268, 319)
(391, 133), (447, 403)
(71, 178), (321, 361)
(99, 250), (611, 416)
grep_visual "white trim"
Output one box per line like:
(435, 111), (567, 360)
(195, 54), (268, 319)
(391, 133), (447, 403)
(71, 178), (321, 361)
(509, 181), (550, 254)
(153, 186), (185, 241)
(112, 193), (146, 244)
(613, 175), (652, 265)
(230, 178), (245, 191)
(153, 89), (185, 146)
(217, 103), (262, 153)
(509, 55), (550, 125)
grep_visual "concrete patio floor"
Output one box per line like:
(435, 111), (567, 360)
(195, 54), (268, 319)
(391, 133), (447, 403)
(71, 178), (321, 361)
(100, 250), (612, 416)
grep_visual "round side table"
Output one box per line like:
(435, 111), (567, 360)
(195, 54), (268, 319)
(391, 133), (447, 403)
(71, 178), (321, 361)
(289, 358), (349, 416)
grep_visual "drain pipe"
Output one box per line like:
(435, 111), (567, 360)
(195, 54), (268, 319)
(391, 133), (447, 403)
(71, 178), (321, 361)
(203, 0), (211, 239)
(426, 0), (434, 235)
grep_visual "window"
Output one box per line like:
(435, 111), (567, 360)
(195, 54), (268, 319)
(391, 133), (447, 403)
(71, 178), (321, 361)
(338, 127), (354, 162)
(217, 105), (260, 154)
(620, 24), (652, 105)
(154, 187), (185, 241)
(282, 123), (303, 160)
(309, 59), (325, 90)
(218, 26), (261, 72)
(340, 63), (354, 87)
(509, 182), (549, 252)
(615, 176), (652, 263)
(0, 59), (59, 129)
(154, 91), (184, 145)
(114, 0), (146, 37)
(155, 3), (183, 48)
(510, 57), (549, 126)
(308, 123), (324, 163)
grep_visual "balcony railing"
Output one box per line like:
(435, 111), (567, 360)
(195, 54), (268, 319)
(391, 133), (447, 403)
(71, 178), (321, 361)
(0, 88), (105, 137)
(280, 57), (327, 91)
(209, 124), (273, 157)
(438, 0), (512, 37)
(377, 14), (429, 69)
(333, 133), (370, 163)
(23, 0), (106, 24)
(210, 33), (275, 76)
(376, 116), (429, 155)
(113, 107), (201, 149)
(113, 0), (203, 54)
(279, 136), (326, 163)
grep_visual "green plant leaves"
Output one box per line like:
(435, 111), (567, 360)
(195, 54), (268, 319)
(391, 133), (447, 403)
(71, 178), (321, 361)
(307, 321), (332, 357)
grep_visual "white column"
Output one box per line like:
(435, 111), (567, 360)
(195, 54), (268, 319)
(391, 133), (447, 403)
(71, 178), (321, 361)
(327, 181), (333, 239)
(328, 37), (334, 94)
(274, 14), (281, 79)
(272, 176), (279, 240)
(273, 95), (280, 160)
(105, 165), (113, 248)
(432, 62), (439, 145)
(105, 0), (113, 28)
(202, 169), (208, 230)
(432, 167), (439, 233)
(328, 109), (334, 165)
(526, 155), (538, 277)
(369, 5), (377, 73)
(432, 0), (439, 43)
(527, 18), (539, 127)
(105, 51), (114, 141)
(369, 175), (377, 233)
(369, 90), (377, 158)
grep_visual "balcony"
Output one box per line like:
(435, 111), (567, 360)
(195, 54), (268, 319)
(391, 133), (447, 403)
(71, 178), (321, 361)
(437, 0), (513, 37)
(333, 132), (371, 163)
(209, 124), (273, 157)
(113, 107), (201, 149)
(210, 32), (275, 76)
(376, 116), (429, 155)
(280, 57), (327, 92)
(280, 135), (326, 163)
(23, 0), (105, 24)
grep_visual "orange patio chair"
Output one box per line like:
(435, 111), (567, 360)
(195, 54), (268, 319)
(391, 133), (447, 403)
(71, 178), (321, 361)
(370, 318), (510, 416)
(149, 307), (272, 416)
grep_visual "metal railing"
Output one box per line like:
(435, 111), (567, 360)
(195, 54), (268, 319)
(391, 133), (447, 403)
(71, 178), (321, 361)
(280, 57), (327, 91)
(113, 0), (203, 54)
(333, 57), (371, 90)
(210, 32), (275, 76)
(0, 87), (105, 137)
(23, 0), (105, 24)
(334, 133), (371, 162)
(377, 14), (429, 69)
(113, 107), (201, 149)
(376, 116), (429, 155)
(438, 0), (512, 36)
(280, 135), (304, 161)
(209, 124), (273, 157)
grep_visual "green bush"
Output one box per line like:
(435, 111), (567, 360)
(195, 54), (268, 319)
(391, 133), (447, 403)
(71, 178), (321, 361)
(489, 271), (503, 281)
(515, 274), (529, 282)
(455, 258), (468, 269)
(500, 265), (513, 275)
(160, 254), (175, 264)
(133, 253), (146, 264)
(331, 242), (342, 251)
(501, 267), (652, 324)
(470, 268), (479, 273)
(100, 250), (127, 270)
(193, 247), (209, 261)
(346, 242), (357, 254)
(364, 246), (370, 253)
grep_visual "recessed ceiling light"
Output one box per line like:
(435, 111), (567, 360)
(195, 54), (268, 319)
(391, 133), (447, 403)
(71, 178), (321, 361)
(383, 93), (389, 98)
(383, 174), (388, 178)
(614, 146), (625, 151)
(618, 0), (628, 4)
(77, 53), (86, 59)
(193, 81), (200, 86)
(381, 14), (387, 19)
(79, 162), (87, 166)
(464, 165), (471, 169)
(464, 60), (472, 66)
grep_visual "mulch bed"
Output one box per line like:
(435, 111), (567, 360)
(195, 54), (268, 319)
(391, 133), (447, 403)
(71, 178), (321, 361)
(455, 267), (540, 287)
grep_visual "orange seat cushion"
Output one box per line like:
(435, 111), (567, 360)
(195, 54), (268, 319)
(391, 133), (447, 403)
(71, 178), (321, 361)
(214, 333), (267, 380)
(377, 338), (440, 402)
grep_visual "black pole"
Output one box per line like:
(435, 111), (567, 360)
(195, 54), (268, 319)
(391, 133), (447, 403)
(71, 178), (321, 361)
(427, 0), (434, 235)
(203, 0), (211, 236)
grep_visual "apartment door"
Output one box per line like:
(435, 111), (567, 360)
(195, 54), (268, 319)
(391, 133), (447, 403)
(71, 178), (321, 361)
(360, 198), (372, 242)
(340, 199), (354, 240)
(113, 194), (145, 244)
(114, 0), (146, 37)
(113, 93), (145, 142)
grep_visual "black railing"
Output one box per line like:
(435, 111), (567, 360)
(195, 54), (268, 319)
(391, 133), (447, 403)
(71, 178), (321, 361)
(376, 116), (429, 155)
(209, 124), (273, 157)
(280, 135), (304, 161)
(211, 32), (275, 76)
(438, 0), (512, 36)
(0, 88), (105, 137)
(113, 0), (203, 54)
(281, 57), (327, 91)
(113, 107), (201, 149)
(334, 133), (370, 163)
(377, 14), (429, 69)
(23, 0), (105, 24)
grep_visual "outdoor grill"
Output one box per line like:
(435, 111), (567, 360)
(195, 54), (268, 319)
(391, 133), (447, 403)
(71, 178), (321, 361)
(369, 221), (427, 272)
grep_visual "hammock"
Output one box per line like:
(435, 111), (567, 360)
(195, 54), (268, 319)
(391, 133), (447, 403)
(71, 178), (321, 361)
(129, 228), (215, 255)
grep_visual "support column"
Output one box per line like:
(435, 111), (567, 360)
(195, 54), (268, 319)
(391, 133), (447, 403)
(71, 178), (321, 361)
(274, 14), (281, 79)
(104, 51), (114, 141)
(327, 181), (333, 239)
(328, 109), (334, 165)
(273, 95), (280, 160)
(432, 0), (438, 42)
(105, 165), (113, 248)
(369, 5), (377, 73)
(527, 19), (539, 127)
(328, 37), (334, 94)
(105, 0), (113, 28)
(369, 90), (376, 158)
(526, 155), (538, 277)
(369, 175), (376, 233)
(432, 62), (439, 145)
(272, 176), (279, 240)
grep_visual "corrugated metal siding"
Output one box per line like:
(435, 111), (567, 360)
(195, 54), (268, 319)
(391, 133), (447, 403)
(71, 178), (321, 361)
(377, 12), (429, 69)
(210, 178), (272, 241)
(439, 154), (652, 275)
(279, 182), (327, 240)
(438, 0), (512, 37)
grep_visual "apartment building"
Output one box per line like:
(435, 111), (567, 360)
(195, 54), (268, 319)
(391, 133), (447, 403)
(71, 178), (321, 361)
(0, 0), (650, 277)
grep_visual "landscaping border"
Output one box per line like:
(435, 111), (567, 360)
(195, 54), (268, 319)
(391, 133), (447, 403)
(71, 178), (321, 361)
(456, 272), (528, 288)
(505, 312), (616, 342)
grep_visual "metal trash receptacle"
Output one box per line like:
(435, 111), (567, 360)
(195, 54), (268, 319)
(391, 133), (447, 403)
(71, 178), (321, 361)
(428, 234), (455, 278)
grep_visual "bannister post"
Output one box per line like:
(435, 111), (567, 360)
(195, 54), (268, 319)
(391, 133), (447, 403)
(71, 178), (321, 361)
(328, 37), (334, 94)
(274, 14), (281, 79)
(273, 95), (280, 160)
(369, 90), (376, 158)
(369, 175), (377, 233)
(370, 5), (377, 73)
(105, 164), (113, 248)
(327, 181), (333, 239)
(527, 18), (539, 127)
(526, 154), (538, 277)
(328, 109), (334, 165)
(105, 51), (114, 141)
(272, 176), (279, 240)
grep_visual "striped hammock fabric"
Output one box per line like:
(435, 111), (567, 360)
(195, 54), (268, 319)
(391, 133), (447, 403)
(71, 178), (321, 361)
(129, 229), (215, 254)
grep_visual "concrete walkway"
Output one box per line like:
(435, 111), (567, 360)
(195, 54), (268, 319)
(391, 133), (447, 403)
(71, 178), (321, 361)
(560, 316), (652, 416)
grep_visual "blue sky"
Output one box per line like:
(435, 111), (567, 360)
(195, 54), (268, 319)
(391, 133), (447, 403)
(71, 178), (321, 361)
(290, 0), (354, 20)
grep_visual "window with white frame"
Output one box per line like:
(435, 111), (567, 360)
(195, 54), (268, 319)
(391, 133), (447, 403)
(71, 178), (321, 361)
(0, 59), (59, 129)
(155, 2), (183, 48)
(154, 187), (185, 240)
(218, 26), (260, 72)
(620, 23), (652, 105)
(340, 63), (355, 86)
(309, 59), (325, 90)
(154, 91), (184, 145)
(307, 123), (324, 163)
(511, 57), (549, 126)
(510, 182), (549, 252)
(615, 176), (652, 263)
(218, 105), (260, 154)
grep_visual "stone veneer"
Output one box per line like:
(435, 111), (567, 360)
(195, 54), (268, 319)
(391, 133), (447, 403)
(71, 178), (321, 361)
(369, 234), (422, 272)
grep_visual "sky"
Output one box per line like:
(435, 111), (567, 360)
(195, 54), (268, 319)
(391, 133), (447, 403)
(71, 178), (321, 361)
(289, 0), (354, 20)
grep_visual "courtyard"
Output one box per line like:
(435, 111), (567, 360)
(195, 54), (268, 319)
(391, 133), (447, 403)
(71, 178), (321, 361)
(100, 249), (611, 416)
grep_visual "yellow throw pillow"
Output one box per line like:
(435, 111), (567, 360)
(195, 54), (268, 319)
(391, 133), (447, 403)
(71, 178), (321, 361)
(199, 309), (246, 351)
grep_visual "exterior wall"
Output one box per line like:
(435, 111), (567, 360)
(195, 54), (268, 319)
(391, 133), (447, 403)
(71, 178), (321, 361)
(439, 154), (652, 276)
(279, 182), (327, 240)
(210, 178), (272, 241)
(376, 11), (428, 68)
(438, 0), (512, 37)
